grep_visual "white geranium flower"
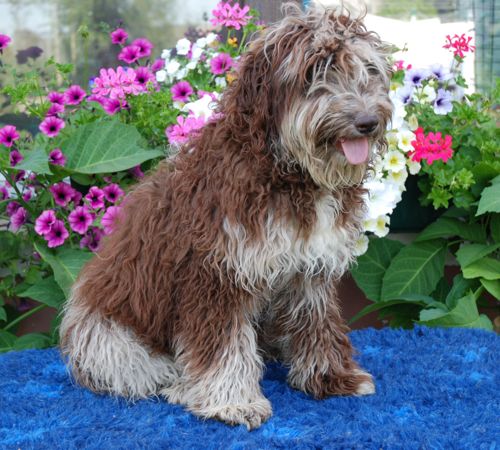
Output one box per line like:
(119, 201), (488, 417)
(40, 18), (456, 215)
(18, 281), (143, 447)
(397, 129), (415, 152)
(166, 60), (181, 75)
(407, 159), (421, 175)
(353, 234), (369, 256)
(155, 69), (167, 83)
(176, 38), (191, 56)
(383, 150), (406, 173)
(183, 94), (217, 119)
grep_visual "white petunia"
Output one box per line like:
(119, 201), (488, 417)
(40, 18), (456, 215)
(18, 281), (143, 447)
(386, 169), (408, 188)
(183, 94), (218, 119)
(191, 46), (204, 61)
(161, 49), (171, 60)
(205, 32), (218, 46)
(364, 179), (401, 220)
(186, 60), (198, 70)
(215, 77), (227, 89)
(155, 69), (167, 83)
(176, 38), (191, 56)
(419, 85), (437, 103)
(407, 114), (419, 130)
(174, 68), (188, 80)
(407, 159), (421, 175)
(353, 234), (369, 256)
(166, 60), (181, 75)
(363, 215), (390, 237)
(397, 129), (415, 152)
(383, 150), (406, 173)
(386, 130), (399, 149)
(389, 97), (407, 130)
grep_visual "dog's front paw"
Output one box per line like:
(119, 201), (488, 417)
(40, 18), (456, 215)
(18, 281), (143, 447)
(209, 398), (272, 430)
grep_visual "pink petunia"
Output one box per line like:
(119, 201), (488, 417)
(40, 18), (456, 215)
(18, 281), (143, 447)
(48, 148), (66, 166)
(151, 58), (164, 72)
(85, 186), (105, 209)
(134, 66), (156, 90)
(9, 150), (23, 167)
(64, 85), (86, 105)
(131, 38), (153, 58)
(0, 185), (9, 200)
(39, 116), (65, 137)
(110, 28), (128, 45)
(35, 209), (57, 236)
(102, 98), (123, 115)
(165, 115), (206, 146)
(129, 165), (144, 179)
(68, 206), (94, 235)
(11, 207), (27, 232)
(49, 182), (75, 207)
(210, 53), (233, 75)
(171, 81), (194, 102)
(103, 183), (125, 203)
(211, 2), (252, 30)
(47, 91), (65, 105)
(101, 205), (123, 235)
(118, 45), (141, 64)
(44, 219), (69, 248)
(0, 34), (11, 51)
(6, 201), (20, 217)
(46, 103), (65, 116)
(0, 125), (20, 148)
(80, 226), (104, 252)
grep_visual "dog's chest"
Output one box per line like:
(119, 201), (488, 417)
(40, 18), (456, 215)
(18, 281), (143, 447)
(222, 195), (362, 291)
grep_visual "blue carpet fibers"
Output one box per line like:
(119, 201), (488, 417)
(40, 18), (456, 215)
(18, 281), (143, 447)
(0, 326), (498, 449)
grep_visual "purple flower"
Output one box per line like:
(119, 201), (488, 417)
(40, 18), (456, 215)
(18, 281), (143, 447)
(102, 98), (123, 115)
(151, 58), (164, 72)
(0, 185), (9, 200)
(22, 189), (32, 202)
(103, 183), (125, 203)
(64, 85), (86, 105)
(80, 227), (104, 252)
(396, 84), (414, 105)
(210, 53), (233, 75)
(110, 28), (128, 45)
(68, 206), (94, 235)
(429, 64), (452, 82)
(47, 103), (65, 116)
(0, 34), (11, 51)
(434, 89), (453, 115)
(39, 116), (65, 137)
(118, 45), (141, 64)
(6, 201), (20, 217)
(129, 165), (144, 179)
(404, 68), (430, 87)
(48, 148), (66, 166)
(134, 66), (156, 89)
(35, 210), (57, 236)
(44, 219), (69, 248)
(47, 91), (65, 105)
(131, 38), (153, 58)
(9, 150), (23, 167)
(11, 207), (27, 232)
(85, 186), (105, 209)
(49, 182), (74, 207)
(171, 81), (194, 102)
(101, 205), (123, 235)
(0, 125), (20, 148)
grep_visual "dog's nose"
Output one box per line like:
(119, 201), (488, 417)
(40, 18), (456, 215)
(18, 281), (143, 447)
(354, 115), (379, 135)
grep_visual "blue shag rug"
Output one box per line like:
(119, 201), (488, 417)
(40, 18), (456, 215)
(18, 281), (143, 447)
(0, 326), (498, 449)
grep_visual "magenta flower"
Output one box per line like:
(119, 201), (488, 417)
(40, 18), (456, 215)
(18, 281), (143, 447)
(134, 66), (156, 89)
(171, 81), (194, 102)
(131, 38), (153, 58)
(118, 45), (141, 64)
(80, 227), (104, 252)
(210, 53), (233, 75)
(47, 91), (65, 105)
(45, 219), (69, 248)
(166, 115), (206, 145)
(0, 185), (8, 200)
(47, 103), (65, 116)
(64, 85), (86, 105)
(151, 58), (164, 72)
(6, 201), (20, 217)
(0, 34), (11, 51)
(86, 94), (106, 106)
(68, 206), (94, 235)
(103, 183), (125, 203)
(443, 34), (475, 58)
(0, 125), (20, 148)
(102, 98), (123, 115)
(48, 148), (66, 166)
(11, 207), (27, 232)
(39, 116), (65, 138)
(129, 165), (144, 179)
(85, 186), (105, 209)
(22, 189), (32, 202)
(92, 67), (144, 100)
(101, 205), (123, 235)
(35, 210), (57, 236)
(211, 2), (252, 30)
(110, 28), (128, 45)
(49, 182), (74, 207)
(9, 150), (23, 167)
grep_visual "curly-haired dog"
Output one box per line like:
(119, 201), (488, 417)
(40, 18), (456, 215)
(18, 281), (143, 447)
(60, 4), (392, 429)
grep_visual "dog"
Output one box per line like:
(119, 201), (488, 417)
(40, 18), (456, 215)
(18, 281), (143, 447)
(60, 4), (393, 430)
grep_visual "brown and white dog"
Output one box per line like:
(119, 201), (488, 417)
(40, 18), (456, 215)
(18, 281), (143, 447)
(60, 4), (393, 430)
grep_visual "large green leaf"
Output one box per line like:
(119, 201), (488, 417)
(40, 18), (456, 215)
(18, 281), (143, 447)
(18, 276), (66, 308)
(381, 240), (447, 301)
(61, 118), (164, 174)
(476, 175), (500, 216)
(481, 278), (500, 300)
(418, 292), (493, 331)
(15, 147), (52, 175)
(415, 217), (486, 243)
(490, 214), (500, 243)
(34, 244), (93, 297)
(445, 274), (477, 309)
(0, 330), (16, 353)
(462, 257), (500, 281)
(350, 237), (404, 302)
(12, 333), (53, 350)
(455, 243), (500, 269)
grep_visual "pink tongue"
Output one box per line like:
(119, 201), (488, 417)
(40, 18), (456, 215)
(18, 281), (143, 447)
(340, 138), (369, 165)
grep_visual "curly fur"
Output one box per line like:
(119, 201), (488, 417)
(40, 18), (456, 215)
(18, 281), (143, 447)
(60, 4), (393, 430)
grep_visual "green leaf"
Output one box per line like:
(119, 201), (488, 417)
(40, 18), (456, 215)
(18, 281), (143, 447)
(16, 147), (52, 175)
(418, 292), (493, 331)
(480, 278), (500, 300)
(381, 240), (447, 301)
(350, 237), (404, 302)
(415, 217), (486, 243)
(12, 333), (53, 350)
(462, 257), (500, 281)
(61, 118), (164, 174)
(445, 274), (477, 309)
(455, 243), (500, 269)
(18, 276), (66, 308)
(0, 306), (6, 322)
(0, 330), (16, 352)
(34, 244), (93, 297)
(490, 214), (500, 243)
(348, 299), (416, 325)
(476, 175), (500, 216)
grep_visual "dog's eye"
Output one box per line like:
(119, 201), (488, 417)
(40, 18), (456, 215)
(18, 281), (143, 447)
(367, 65), (379, 76)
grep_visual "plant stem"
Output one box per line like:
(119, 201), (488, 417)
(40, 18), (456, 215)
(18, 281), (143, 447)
(4, 303), (47, 332)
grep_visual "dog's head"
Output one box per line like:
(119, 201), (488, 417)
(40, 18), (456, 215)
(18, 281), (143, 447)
(222, 4), (393, 189)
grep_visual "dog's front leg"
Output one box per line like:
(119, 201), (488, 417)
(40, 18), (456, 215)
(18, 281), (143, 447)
(275, 276), (375, 398)
(161, 270), (271, 430)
